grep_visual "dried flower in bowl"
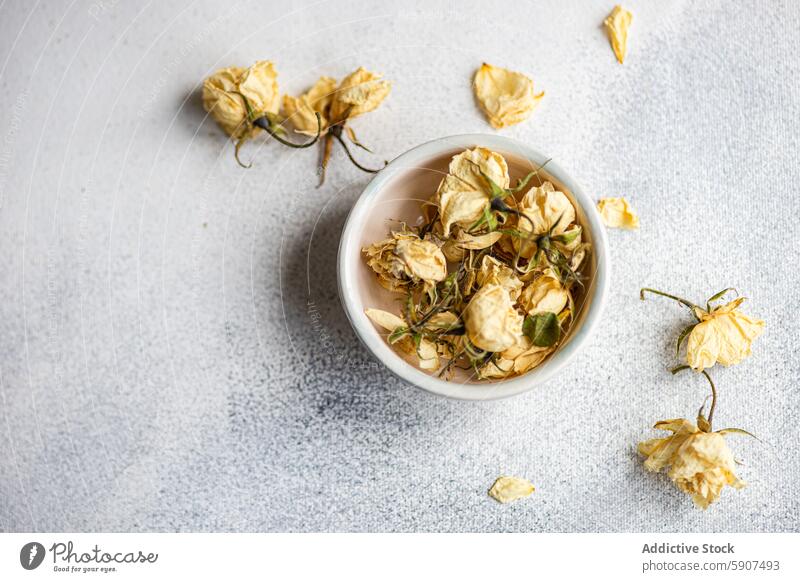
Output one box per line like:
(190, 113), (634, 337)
(361, 147), (593, 382)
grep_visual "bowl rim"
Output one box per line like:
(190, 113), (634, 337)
(337, 133), (610, 401)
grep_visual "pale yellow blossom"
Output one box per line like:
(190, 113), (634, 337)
(436, 148), (509, 236)
(639, 419), (745, 509)
(488, 476), (535, 503)
(686, 298), (765, 371)
(598, 197), (639, 229)
(516, 181), (576, 257)
(476, 255), (523, 301)
(202, 61), (280, 138)
(604, 5), (633, 64)
(362, 233), (447, 292)
(463, 282), (523, 352)
(473, 63), (544, 129)
(519, 270), (569, 316)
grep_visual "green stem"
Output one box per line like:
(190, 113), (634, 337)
(640, 288), (701, 311)
(330, 126), (384, 173)
(701, 370), (717, 426)
(253, 112), (321, 148)
(671, 365), (718, 428)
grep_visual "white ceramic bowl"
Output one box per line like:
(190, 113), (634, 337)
(337, 134), (610, 400)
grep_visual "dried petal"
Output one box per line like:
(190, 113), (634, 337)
(597, 197), (639, 229)
(473, 63), (544, 129)
(488, 476), (535, 503)
(604, 5), (633, 64)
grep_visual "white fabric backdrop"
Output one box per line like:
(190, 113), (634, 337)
(0, 0), (797, 531)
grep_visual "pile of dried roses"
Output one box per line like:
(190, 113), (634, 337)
(202, 61), (390, 182)
(361, 147), (591, 381)
(638, 288), (765, 509)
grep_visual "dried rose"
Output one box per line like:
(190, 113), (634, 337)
(283, 67), (390, 183)
(202, 61), (280, 139)
(463, 282), (523, 352)
(363, 232), (446, 292)
(516, 181), (576, 258)
(686, 298), (765, 371)
(477, 256), (523, 301)
(519, 269), (569, 316)
(473, 63), (544, 129)
(641, 288), (764, 371)
(282, 76), (337, 136)
(436, 147), (509, 237)
(639, 418), (745, 509)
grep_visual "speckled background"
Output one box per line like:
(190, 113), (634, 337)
(0, 0), (798, 532)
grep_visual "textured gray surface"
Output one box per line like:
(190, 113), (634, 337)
(0, 0), (798, 532)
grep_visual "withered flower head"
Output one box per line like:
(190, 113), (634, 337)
(283, 67), (391, 184)
(362, 231), (446, 292)
(641, 287), (764, 371)
(436, 147), (509, 236)
(203, 61), (279, 139)
(202, 60), (321, 167)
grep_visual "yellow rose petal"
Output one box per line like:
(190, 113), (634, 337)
(597, 197), (640, 229)
(473, 63), (544, 129)
(488, 476), (535, 503)
(604, 5), (633, 64)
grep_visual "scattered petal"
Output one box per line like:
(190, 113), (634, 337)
(473, 63), (544, 129)
(597, 197), (640, 229)
(604, 5), (633, 64)
(488, 476), (535, 503)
